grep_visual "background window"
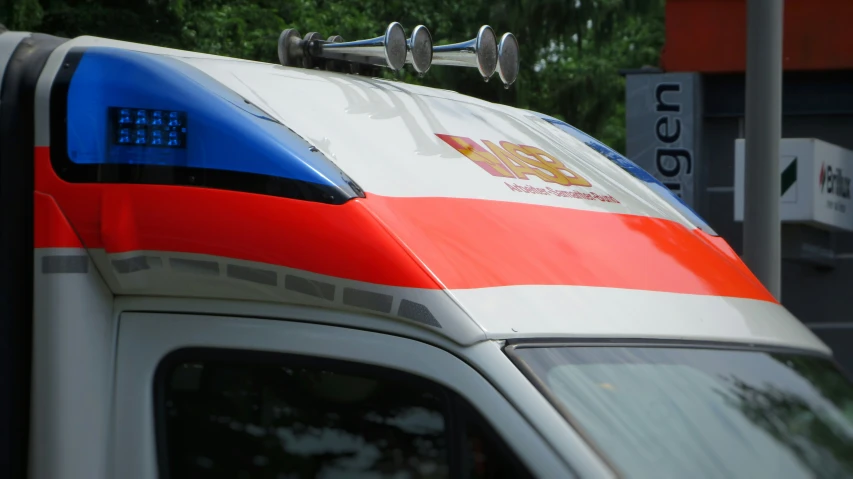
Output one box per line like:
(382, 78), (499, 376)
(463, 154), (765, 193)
(156, 349), (530, 479)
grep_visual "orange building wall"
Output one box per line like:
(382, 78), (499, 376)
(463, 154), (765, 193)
(661, 0), (853, 73)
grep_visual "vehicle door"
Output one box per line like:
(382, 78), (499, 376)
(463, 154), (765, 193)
(112, 312), (576, 478)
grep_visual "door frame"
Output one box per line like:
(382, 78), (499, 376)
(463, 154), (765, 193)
(0, 31), (67, 479)
(111, 312), (585, 478)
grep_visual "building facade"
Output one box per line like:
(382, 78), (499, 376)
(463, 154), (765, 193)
(625, 0), (853, 370)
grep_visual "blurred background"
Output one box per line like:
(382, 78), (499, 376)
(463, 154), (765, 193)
(0, 0), (664, 154)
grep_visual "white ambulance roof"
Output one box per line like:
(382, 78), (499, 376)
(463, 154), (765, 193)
(33, 36), (829, 354)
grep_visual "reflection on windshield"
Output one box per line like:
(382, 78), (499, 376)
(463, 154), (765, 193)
(509, 346), (853, 478)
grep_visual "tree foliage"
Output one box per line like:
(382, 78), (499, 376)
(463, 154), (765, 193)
(0, 0), (665, 152)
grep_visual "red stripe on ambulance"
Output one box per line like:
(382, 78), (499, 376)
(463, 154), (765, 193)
(34, 147), (775, 302)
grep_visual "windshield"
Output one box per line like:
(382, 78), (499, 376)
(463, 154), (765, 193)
(508, 345), (853, 478)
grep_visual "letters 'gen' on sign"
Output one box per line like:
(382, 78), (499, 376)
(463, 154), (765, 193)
(626, 72), (700, 208)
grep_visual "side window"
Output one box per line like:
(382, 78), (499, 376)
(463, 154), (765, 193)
(460, 401), (532, 479)
(155, 349), (531, 479)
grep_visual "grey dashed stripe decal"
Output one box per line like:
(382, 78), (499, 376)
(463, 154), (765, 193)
(112, 256), (163, 274)
(227, 264), (277, 286)
(285, 275), (335, 301)
(343, 288), (393, 314)
(112, 256), (150, 273)
(42, 255), (89, 274)
(170, 258), (219, 275)
(398, 299), (441, 328)
(98, 251), (446, 330)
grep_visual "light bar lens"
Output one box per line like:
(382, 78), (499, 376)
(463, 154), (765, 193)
(110, 107), (186, 149)
(57, 47), (363, 203)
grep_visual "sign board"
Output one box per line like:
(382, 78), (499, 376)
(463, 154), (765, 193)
(734, 138), (853, 232)
(626, 72), (701, 208)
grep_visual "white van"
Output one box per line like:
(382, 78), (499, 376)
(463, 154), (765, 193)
(1, 26), (851, 479)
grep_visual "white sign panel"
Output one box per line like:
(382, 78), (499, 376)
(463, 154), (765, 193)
(734, 138), (853, 231)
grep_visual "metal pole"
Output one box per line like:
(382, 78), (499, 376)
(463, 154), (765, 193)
(743, 0), (784, 299)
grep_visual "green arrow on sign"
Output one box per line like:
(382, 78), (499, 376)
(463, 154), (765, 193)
(781, 157), (797, 196)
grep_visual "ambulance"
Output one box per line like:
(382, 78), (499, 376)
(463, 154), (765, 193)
(1, 22), (851, 479)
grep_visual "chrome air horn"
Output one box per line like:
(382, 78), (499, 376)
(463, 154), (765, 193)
(431, 25), (498, 81)
(278, 22), (408, 71)
(406, 25), (433, 75)
(277, 22), (518, 86)
(496, 32), (520, 88)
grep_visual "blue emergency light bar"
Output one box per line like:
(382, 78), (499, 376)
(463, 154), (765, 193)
(52, 47), (363, 203)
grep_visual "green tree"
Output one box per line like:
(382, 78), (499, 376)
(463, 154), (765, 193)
(0, 0), (665, 153)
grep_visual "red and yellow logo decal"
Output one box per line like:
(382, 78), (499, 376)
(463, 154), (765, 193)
(436, 134), (592, 188)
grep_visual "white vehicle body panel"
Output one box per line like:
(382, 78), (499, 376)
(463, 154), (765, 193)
(112, 312), (600, 478)
(26, 36), (829, 354)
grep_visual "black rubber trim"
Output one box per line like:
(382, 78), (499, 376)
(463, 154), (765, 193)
(504, 338), (850, 395)
(0, 32), (68, 479)
(503, 336), (834, 359)
(49, 48), (365, 205)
